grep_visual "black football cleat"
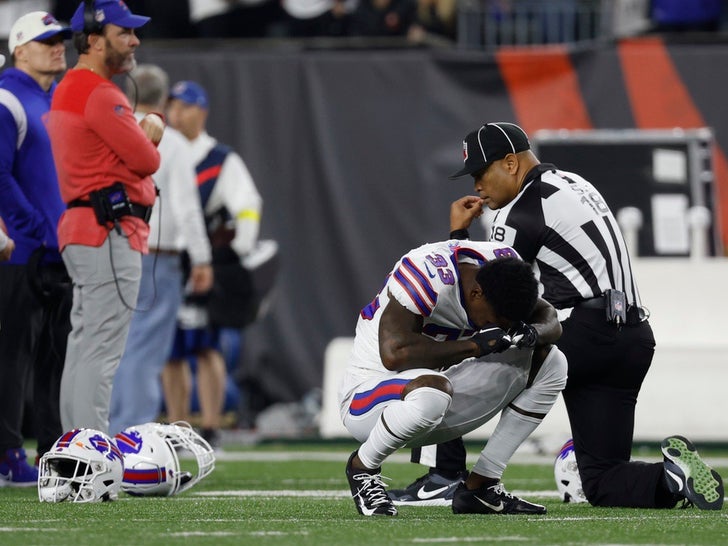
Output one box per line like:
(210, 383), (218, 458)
(345, 451), (397, 516)
(452, 481), (546, 515)
(388, 470), (468, 506)
(662, 435), (724, 510)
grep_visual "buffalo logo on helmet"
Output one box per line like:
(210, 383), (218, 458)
(113, 422), (215, 497)
(554, 438), (588, 503)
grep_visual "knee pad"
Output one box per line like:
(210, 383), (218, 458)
(511, 346), (568, 415)
(404, 386), (452, 426)
(384, 386), (452, 440)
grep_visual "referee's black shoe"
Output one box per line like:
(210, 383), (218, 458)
(662, 435), (724, 510)
(451, 481), (546, 515)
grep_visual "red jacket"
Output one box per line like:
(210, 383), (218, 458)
(47, 69), (160, 253)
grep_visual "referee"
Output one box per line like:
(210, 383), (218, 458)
(391, 122), (723, 510)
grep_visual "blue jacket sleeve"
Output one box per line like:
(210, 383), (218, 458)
(0, 104), (49, 242)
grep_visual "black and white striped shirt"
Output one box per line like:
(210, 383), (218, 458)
(489, 163), (642, 310)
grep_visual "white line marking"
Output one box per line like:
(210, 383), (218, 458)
(169, 531), (238, 537)
(411, 537), (529, 543)
(194, 489), (562, 499)
(213, 451), (728, 466)
(0, 528), (60, 532)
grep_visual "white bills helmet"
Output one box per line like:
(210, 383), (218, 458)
(114, 421), (215, 496)
(38, 428), (124, 503)
(554, 438), (588, 503)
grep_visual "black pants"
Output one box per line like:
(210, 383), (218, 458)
(0, 263), (71, 457)
(560, 306), (676, 508)
(411, 307), (677, 508)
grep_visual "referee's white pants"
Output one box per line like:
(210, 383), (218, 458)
(60, 231), (141, 434)
(341, 346), (533, 446)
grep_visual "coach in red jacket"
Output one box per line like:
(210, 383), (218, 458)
(47, 0), (162, 434)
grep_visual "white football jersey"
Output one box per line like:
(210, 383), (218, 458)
(347, 239), (521, 377)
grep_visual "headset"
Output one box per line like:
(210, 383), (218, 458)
(83, 0), (103, 34)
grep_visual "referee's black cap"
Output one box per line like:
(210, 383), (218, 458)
(449, 122), (530, 179)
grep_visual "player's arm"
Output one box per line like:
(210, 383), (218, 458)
(378, 294), (482, 371)
(509, 297), (561, 348)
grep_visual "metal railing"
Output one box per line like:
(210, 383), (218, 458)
(456, 0), (619, 50)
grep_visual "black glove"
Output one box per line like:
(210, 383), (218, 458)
(471, 327), (512, 357)
(508, 321), (538, 349)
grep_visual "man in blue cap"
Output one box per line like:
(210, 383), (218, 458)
(46, 1), (163, 435)
(0, 10), (73, 485)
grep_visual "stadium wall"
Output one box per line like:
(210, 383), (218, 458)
(134, 39), (728, 432)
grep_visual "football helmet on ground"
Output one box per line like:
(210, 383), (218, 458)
(554, 438), (588, 503)
(38, 428), (124, 503)
(114, 421), (215, 496)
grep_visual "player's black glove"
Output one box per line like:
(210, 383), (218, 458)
(508, 321), (538, 349)
(471, 327), (512, 357)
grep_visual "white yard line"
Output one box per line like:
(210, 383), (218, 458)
(213, 450), (728, 466)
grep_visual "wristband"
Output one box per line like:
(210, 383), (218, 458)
(449, 228), (470, 240)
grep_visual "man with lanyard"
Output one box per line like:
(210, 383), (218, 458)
(46, 0), (162, 434)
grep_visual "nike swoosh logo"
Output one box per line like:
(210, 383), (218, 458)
(417, 485), (449, 499)
(474, 496), (504, 512)
(424, 262), (437, 279)
(664, 468), (685, 491)
(358, 500), (378, 516)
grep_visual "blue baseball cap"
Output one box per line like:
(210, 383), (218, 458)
(70, 0), (150, 32)
(169, 81), (209, 109)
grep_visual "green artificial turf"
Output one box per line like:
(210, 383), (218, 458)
(1, 442), (726, 546)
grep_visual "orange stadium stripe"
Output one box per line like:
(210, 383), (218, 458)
(618, 37), (728, 250)
(496, 45), (593, 133)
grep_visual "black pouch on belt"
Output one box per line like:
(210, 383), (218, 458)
(89, 182), (132, 225)
(605, 289), (627, 326)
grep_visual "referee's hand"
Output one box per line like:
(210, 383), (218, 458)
(450, 195), (484, 233)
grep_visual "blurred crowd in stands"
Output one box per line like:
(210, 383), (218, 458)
(0, 0), (457, 44)
(3, 1), (728, 47)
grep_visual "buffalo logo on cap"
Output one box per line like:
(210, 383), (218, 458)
(42, 13), (59, 26)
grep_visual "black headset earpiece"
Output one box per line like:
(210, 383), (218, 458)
(83, 0), (102, 34)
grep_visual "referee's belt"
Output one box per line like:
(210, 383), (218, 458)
(575, 295), (647, 325)
(67, 199), (153, 223)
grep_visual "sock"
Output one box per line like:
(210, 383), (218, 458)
(358, 386), (451, 470)
(472, 406), (542, 478)
(472, 347), (566, 479)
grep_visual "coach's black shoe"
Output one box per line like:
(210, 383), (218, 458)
(452, 481), (546, 515)
(388, 470), (468, 506)
(662, 435), (724, 510)
(345, 451), (397, 516)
